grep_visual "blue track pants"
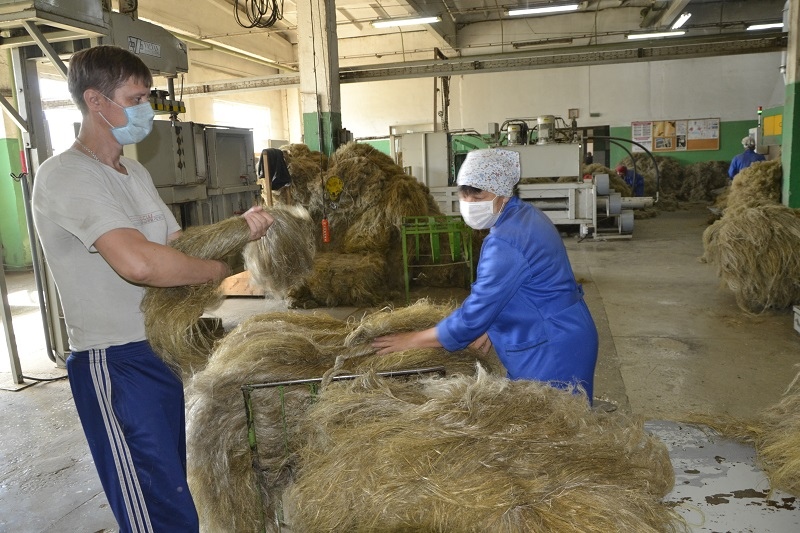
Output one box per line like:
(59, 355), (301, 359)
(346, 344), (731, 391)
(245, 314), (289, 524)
(67, 341), (199, 533)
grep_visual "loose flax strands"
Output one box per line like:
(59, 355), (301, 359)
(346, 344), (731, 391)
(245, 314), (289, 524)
(185, 300), (502, 533)
(143, 217), (252, 376)
(243, 205), (316, 296)
(144, 207), (318, 376)
(286, 367), (682, 533)
(702, 204), (800, 313)
(682, 368), (800, 497)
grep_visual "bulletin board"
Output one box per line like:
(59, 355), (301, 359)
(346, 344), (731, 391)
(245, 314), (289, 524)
(631, 118), (719, 152)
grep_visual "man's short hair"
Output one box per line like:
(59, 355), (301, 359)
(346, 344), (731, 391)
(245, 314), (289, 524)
(68, 45), (153, 114)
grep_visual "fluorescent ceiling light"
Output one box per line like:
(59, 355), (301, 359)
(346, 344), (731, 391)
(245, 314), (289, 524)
(371, 16), (440, 28)
(512, 37), (573, 48)
(627, 31), (686, 40)
(507, 4), (579, 16)
(746, 22), (784, 31)
(671, 12), (691, 30)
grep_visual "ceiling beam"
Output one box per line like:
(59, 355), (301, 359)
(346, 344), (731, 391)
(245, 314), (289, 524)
(340, 31), (786, 82)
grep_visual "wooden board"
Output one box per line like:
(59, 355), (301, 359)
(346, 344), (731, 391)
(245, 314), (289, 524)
(220, 270), (264, 297)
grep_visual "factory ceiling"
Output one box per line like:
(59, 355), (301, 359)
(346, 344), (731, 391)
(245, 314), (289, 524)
(6, 1), (787, 90)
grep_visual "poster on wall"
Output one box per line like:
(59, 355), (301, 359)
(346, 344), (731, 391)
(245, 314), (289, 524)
(631, 121), (652, 153)
(674, 120), (688, 151)
(686, 118), (720, 150)
(652, 120), (676, 152)
(630, 118), (718, 152)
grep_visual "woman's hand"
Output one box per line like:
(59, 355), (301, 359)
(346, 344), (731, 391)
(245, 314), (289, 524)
(371, 327), (441, 355)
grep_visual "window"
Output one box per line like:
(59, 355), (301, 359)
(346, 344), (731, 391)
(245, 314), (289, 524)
(212, 100), (271, 151)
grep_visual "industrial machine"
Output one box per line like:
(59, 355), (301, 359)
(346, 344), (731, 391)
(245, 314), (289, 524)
(398, 116), (654, 239)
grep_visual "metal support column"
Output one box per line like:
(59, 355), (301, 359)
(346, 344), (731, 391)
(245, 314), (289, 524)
(1, 252), (23, 384)
(296, 0), (341, 155)
(11, 45), (69, 366)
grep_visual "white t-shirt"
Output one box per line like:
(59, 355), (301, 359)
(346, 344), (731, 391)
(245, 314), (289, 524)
(32, 148), (181, 351)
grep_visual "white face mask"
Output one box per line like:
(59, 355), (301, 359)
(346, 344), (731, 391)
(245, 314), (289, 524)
(460, 195), (501, 230)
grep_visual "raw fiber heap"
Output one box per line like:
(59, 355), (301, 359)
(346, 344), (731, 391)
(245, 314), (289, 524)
(278, 142), (459, 308)
(618, 153), (683, 202)
(724, 159), (782, 211)
(143, 205), (316, 376)
(185, 300), (504, 533)
(702, 160), (799, 313)
(286, 367), (681, 533)
(702, 203), (800, 313)
(679, 161), (729, 202)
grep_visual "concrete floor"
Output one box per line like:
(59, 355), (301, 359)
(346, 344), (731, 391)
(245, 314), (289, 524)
(1, 203), (799, 532)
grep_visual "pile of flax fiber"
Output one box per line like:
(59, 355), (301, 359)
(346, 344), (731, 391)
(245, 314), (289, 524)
(285, 367), (681, 533)
(679, 161), (729, 202)
(142, 205), (316, 376)
(278, 142), (466, 308)
(702, 160), (800, 313)
(185, 299), (505, 533)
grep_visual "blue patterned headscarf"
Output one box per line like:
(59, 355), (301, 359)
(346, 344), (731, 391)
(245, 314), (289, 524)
(456, 149), (520, 197)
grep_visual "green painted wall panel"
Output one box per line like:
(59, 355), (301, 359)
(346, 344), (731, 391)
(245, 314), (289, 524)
(781, 82), (800, 208)
(302, 111), (342, 156)
(0, 138), (30, 269)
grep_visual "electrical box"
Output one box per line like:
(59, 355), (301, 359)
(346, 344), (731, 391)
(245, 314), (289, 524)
(197, 125), (257, 189)
(124, 120), (201, 188)
(505, 143), (581, 179)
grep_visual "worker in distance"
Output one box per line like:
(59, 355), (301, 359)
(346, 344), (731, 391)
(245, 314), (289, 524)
(373, 148), (599, 403)
(31, 45), (272, 532)
(728, 135), (766, 180)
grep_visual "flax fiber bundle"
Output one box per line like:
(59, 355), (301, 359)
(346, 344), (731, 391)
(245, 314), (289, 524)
(724, 159), (782, 211)
(286, 367), (681, 533)
(144, 207), (318, 376)
(282, 143), (327, 208)
(679, 161), (729, 202)
(142, 217), (252, 376)
(242, 205), (316, 296)
(702, 203), (800, 313)
(185, 300), (503, 533)
(683, 369), (800, 497)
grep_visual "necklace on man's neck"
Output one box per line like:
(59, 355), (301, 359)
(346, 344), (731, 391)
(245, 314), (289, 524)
(74, 137), (99, 162)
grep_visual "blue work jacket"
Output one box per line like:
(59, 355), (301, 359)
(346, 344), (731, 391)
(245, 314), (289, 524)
(437, 196), (599, 400)
(623, 169), (645, 197)
(728, 149), (765, 179)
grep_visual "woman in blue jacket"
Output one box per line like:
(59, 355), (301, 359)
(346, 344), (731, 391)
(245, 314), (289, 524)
(373, 148), (599, 402)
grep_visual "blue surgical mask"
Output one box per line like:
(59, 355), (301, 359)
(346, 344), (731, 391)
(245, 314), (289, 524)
(100, 94), (154, 145)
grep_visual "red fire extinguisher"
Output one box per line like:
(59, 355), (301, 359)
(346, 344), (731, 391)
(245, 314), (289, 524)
(321, 217), (331, 243)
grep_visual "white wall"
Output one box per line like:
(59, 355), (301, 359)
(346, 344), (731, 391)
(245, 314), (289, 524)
(340, 52), (785, 138)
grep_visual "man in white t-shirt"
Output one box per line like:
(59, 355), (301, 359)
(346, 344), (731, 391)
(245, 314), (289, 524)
(32, 45), (273, 533)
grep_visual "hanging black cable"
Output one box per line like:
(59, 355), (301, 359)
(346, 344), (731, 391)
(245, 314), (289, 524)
(234, 0), (284, 28)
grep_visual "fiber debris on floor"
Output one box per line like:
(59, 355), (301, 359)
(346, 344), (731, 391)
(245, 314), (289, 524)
(2, 203), (799, 532)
